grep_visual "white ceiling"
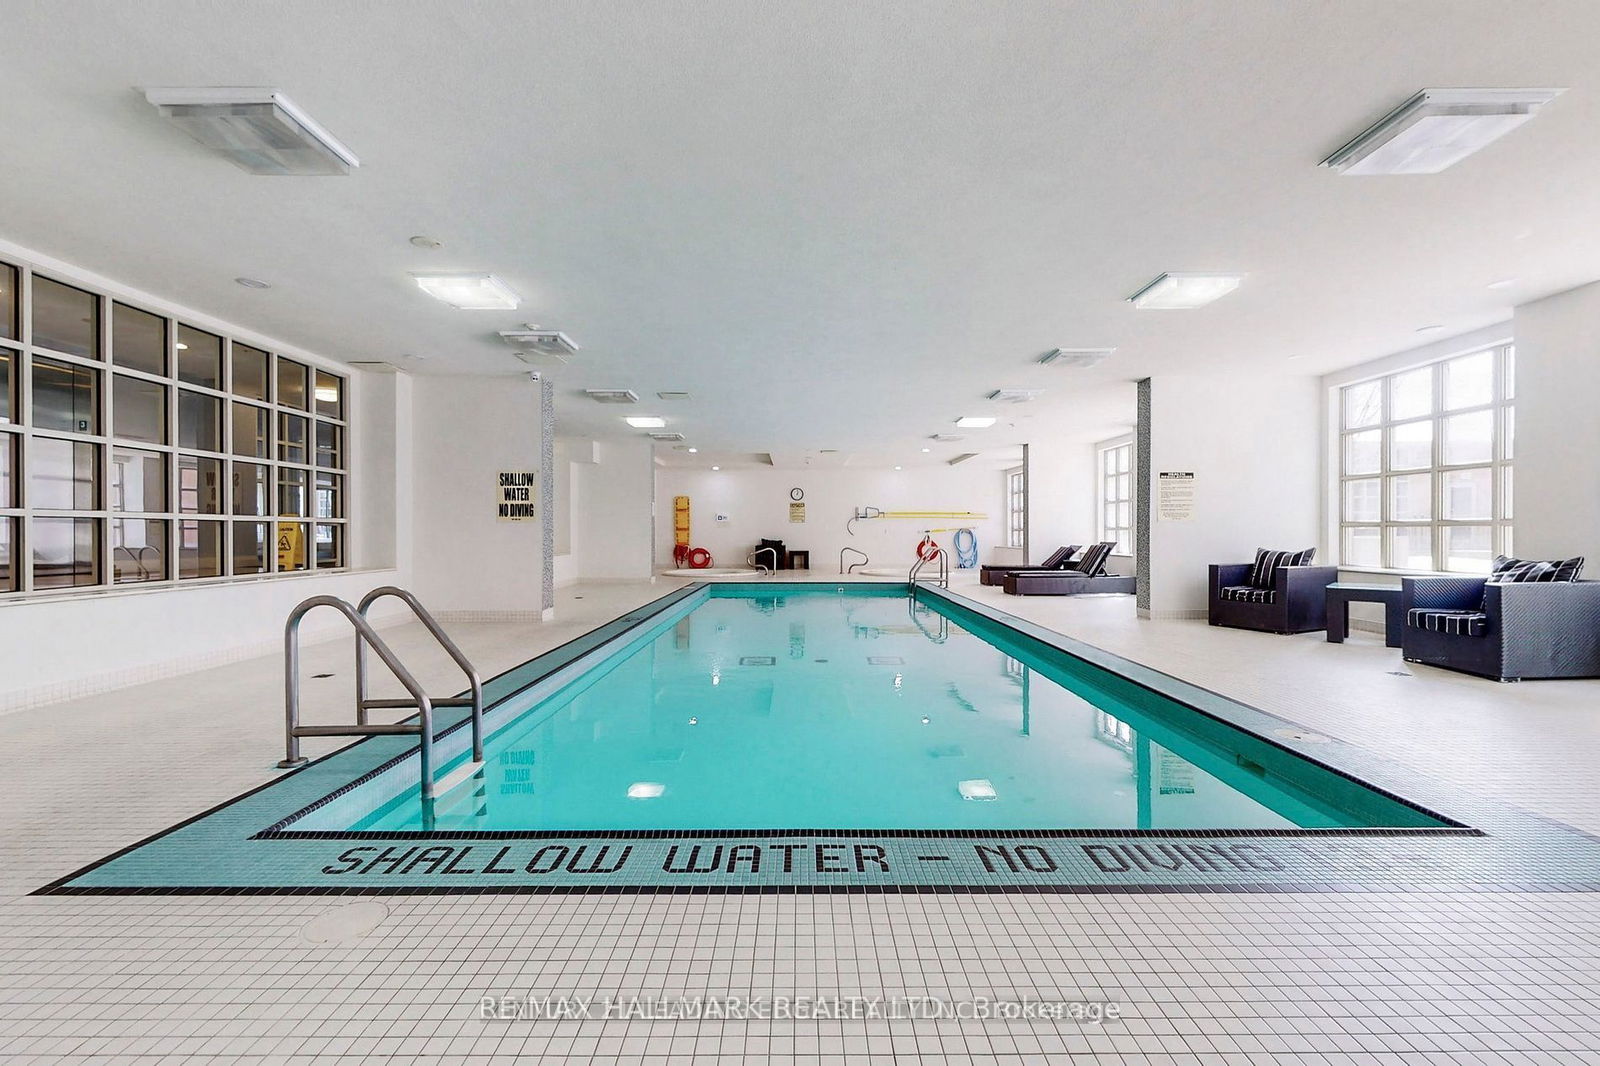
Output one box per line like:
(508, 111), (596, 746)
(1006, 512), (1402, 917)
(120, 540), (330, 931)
(3, 0), (1598, 467)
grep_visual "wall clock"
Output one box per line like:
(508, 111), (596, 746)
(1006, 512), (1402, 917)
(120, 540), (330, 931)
(790, 487), (804, 501)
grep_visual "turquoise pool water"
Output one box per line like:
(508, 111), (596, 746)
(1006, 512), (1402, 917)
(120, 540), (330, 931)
(335, 586), (1444, 834)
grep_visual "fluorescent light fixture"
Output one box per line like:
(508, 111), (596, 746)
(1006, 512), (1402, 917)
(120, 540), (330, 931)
(627, 782), (665, 799)
(1128, 273), (1243, 309)
(947, 453), (978, 466)
(893, 465), (903, 470)
(1039, 347), (1115, 368)
(625, 416), (667, 429)
(412, 273), (520, 310)
(920, 447), (931, 453)
(144, 87), (359, 175)
(955, 416), (997, 429)
(958, 779), (997, 801)
(657, 391), (692, 400)
(648, 431), (686, 442)
(1321, 88), (1563, 175)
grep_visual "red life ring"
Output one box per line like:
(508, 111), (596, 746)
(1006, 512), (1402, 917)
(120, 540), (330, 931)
(916, 536), (941, 561)
(687, 547), (713, 569)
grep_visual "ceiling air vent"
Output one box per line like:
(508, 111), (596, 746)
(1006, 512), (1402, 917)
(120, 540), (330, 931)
(1039, 347), (1115, 368)
(500, 326), (580, 364)
(929, 433), (965, 443)
(584, 389), (639, 404)
(657, 391), (692, 400)
(947, 453), (979, 466)
(987, 388), (1042, 403)
(648, 431), (686, 442)
(144, 87), (359, 175)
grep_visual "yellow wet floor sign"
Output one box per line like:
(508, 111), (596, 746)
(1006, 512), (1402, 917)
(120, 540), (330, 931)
(276, 522), (303, 570)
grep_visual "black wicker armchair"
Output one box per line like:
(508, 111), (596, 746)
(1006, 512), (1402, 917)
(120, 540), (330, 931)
(1208, 562), (1339, 634)
(1400, 576), (1600, 682)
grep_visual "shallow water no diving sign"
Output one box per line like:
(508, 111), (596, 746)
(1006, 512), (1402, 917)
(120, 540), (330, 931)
(497, 471), (539, 521)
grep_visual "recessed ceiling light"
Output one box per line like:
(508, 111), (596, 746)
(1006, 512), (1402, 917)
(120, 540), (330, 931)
(687, 447), (698, 453)
(144, 87), (359, 175)
(583, 388), (638, 404)
(1487, 278), (1519, 290)
(1128, 273), (1244, 309)
(893, 465), (903, 471)
(1416, 324), (1445, 333)
(409, 235), (443, 250)
(625, 416), (667, 429)
(412, 273), (519, 310)
(955, 416), (997, 429)
(1321, 88), (1564, 175)
(921, 447), (931, 453)
(1039, 347), (1115, 368)
(711, 465), (721, 471)
(234, 276), (270, 289)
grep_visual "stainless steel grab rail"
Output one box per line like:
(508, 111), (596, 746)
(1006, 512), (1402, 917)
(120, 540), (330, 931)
(358, 586), (485, 764)
(280, 589), (484, 801)
(748, 546), (778, 575)
(839, 546), (869, 575)
(907, 548), (949, 593)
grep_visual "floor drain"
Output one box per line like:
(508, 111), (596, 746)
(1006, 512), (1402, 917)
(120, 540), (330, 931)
(311, 673), (334, 679)
(1272, 728), (1332, 744)
(300, 901), (388, 944)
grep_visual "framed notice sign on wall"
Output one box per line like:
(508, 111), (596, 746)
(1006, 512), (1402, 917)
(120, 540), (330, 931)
(497, 471), (539, 521)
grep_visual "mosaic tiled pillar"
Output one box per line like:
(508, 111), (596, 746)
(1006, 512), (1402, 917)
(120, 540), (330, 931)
(1135, 378), (1152, 613)
(540, 377), (555, 618)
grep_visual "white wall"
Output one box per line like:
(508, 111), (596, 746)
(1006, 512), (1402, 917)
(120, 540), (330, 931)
(1514, 282), (1600, 563)
(573, 439), (655, 581)
(653, 463), (1009, 574)
(1143, 374), (1322, 616)
(1025, 436), (1102, 570)
(410, 375), (543, 616)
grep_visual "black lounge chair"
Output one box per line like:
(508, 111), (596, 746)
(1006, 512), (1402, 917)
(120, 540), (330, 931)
(1401, 574), (1600, 681)
(1003, 542), (1134, 596)
(1208, 548), (1336, 634)
(980, 544), (1080, 586)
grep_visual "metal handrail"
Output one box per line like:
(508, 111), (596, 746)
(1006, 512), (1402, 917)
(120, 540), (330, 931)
(748, 546), (778, 575)
(358, 586), (485, 763)
(907, 598), (949, 644)
(280, 595), (441, 797)
(839, 546), (868, 575)
(907, 548), (949, 593)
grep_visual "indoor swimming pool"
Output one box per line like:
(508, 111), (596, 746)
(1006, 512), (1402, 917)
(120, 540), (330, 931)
(290, 585), (1448, 835)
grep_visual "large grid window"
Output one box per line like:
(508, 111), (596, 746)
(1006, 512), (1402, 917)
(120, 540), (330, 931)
(1098, 439), (1133, 555)
(1004, 467), (1025, 548)
(0, 256), (349, 597)
(1338, 344), (1513, 573)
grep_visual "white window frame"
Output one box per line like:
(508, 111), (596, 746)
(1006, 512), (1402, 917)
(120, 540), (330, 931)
(1004, 466), (1025, 549)
(0, 251), (350, 599)
(1096, 437), (1134, 556)
(1336, 343), (1513, 574)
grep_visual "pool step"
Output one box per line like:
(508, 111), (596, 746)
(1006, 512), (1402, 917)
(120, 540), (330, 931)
(432, 759), (486, 797)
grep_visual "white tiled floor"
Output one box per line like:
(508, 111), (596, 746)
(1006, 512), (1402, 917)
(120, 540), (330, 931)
(5, 576), (1600, 1063)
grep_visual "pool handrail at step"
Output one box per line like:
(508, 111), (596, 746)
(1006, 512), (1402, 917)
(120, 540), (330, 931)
(279, 590), (484, 800)
(839, 546), (869, 575)
(748, 546), (778, 575)
(907, 547), (950, 593)
(357, 586), (485, 764)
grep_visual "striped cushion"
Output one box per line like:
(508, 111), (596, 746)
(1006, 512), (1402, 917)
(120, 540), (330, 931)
(1407, 608), (1489, 637)
(1072, 542), (1115, 578)
(1490, 554), (1585, 583)
(1249, 547), (1316, 590)
(1220, 585), (1276, 604)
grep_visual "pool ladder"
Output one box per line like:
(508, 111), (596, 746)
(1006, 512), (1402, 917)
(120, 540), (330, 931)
(279, 586), (484, 801)
(907, 547), (949, 593)
(747, 546), (778, 575)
